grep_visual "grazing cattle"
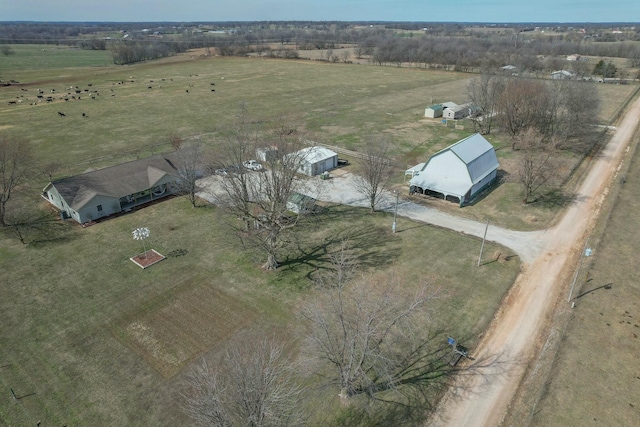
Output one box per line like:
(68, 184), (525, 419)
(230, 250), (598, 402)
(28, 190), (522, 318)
(8, 101), (16, 105)
(37, 95), (43, 99)
(75, 90), (81, 94)
(82, 113), (87, 117)
(148, 86), (152, 89)
(185, 89), (189, 93)
(21, 88), (28, 92)
(88, 83), (93, 87)
(211, 89), (215, 92)
(58, 112), (66, 117)
(210, 83), (215, 86)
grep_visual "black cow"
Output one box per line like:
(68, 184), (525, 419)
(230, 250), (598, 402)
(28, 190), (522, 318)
(58, 112), (66, 117)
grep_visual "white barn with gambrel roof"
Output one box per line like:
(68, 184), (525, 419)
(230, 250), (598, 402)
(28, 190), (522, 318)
(407, 134), (499, 206)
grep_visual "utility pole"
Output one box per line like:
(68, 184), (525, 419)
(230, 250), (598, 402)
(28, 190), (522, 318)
(568, 238), (590, 303)
(392, 190), (399, 233)
(478, 219), (489, 267)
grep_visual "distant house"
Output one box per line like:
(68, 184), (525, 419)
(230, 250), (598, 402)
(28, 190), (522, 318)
(566, 54), (581, 61)
(442, 102), (477, 120)
(407, 133), (499, 206)
(289, 146), (338, 176)
(551, 70), (575, 80)
(500, 65), (518, 75)
(42, 153), (183, 224)
(424, 104), (444, 118)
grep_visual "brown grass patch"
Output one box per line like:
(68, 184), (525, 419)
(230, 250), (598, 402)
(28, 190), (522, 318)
(114, 279), (258, 377)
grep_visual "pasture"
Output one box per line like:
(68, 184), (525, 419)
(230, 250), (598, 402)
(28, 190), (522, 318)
(2, 45), (636, 231)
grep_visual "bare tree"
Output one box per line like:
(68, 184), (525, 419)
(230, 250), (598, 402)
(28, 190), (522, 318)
(555, 80), (601, 139)
(302, 269), (452, 403)
(496, 79), (552, 143)
(3, 207), (62, 244)
(467, 72), (504, 135)
(215, 112), (309, 270)
(173, 139), (206, 207)
(353, 135), (393, 213)
(312, 239), (359, 289)
(182, 337), (305, 427)
(0, 135), (33, 226)
(518, 128), (558, 204)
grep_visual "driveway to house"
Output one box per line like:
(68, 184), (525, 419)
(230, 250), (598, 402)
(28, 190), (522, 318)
(305, 171), (547, 264)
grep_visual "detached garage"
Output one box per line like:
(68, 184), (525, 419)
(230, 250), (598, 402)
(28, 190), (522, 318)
(408, 133), (499, 206)
(291, 146), (338, 176)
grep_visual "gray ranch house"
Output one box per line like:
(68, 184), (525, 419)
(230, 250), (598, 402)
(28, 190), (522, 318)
(406, 133), (499, 206)
(42, 153), (182, 224)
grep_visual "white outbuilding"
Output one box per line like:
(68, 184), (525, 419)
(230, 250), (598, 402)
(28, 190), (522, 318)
(424, 104), (444, 118)
(407, 133), (499, 206)
(290, 146), (338, 176)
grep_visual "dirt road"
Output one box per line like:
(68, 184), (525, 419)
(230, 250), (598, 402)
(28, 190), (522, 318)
(428, 94), (640, 426)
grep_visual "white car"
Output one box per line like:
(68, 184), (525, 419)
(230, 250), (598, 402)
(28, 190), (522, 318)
(242, 160), (263, 171)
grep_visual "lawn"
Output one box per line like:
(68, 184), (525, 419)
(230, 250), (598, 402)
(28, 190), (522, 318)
(0, 195), (521, 426)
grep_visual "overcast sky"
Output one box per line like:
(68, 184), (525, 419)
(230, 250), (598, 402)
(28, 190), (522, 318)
(4, 0), (639, 23)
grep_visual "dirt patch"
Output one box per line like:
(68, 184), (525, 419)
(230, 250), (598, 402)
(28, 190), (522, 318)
(114, 282), (258, 377)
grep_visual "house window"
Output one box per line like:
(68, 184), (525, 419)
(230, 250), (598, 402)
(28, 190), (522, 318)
(97, 204), (103, 212)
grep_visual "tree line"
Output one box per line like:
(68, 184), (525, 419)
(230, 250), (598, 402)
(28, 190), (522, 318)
(2, 22), (640, 70)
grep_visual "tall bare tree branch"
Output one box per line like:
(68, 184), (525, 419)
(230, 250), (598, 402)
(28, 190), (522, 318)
(352, 135), (393, 213)
(182, 336), (306, 427)
(0, 135), (33, 226)
(302, 269), (449, 402)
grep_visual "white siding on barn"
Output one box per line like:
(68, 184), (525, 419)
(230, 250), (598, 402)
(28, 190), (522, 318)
(408, 133), (499, 206)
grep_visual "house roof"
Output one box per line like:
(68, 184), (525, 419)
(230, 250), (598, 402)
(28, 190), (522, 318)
(426, 104), (444, 111)
(47, 152), (181, 210)
(297, 146), (337, 164)
(552, 70), (574, 76)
